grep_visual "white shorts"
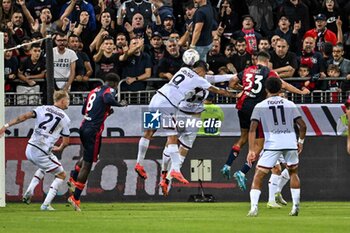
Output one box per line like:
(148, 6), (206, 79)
(177, 113), (200, 149)
(26, 144), (64, 175)
(275, 154), (286, 166)
(149, 93), (177, 136)
(258, 150), (299, 169)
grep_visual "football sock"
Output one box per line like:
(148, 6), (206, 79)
(250, 189), (261, 209)
(278, 168), (290, 191)
(43, 178), (64, 206)
(161, 146), (171, 172)
(70, 165), (81, 181)
(26, 169), (45, 195)
(240, 162), (252, 174)
(268, 174), (280, 202)
(290, 188), (300, 207)
(225, 145), (240, 166)
(136, 137), (150, 164)
(168, 144), (180, 171)
(179, 155), (186, 168)
(73, 182), (86, 201)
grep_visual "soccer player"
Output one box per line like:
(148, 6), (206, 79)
(246, 77), (306, 217)
(135, 60), (233, 184)
(220, 51), (309, 191)
(0, 90), (71, 210)
(67, 73), (127, 211)
(159, 73), (236, 196)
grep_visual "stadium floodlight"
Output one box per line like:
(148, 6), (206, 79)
(0, 32), (6, 207)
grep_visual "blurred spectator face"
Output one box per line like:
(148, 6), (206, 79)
(11, 12), (23, 27)
(290, 0), (299, 6)
(271, 35), (280, 50)
(328, 68), (340, 77)
(303, 37), (315, 53)
(325, 0), (335, 10)
(242, 17), (254, 30)
(275, 40), (289, 58)
(116, 34), (127, 48)
(68, 36), (80, 51)
(315, 19), (327, 31)
(30, 46), (41, 61)
(132, 13), (144, 29)
(169, 33), (180, 41)
(3, 32), (9, 44)
(112, 45), (117, 54)
(166, 40), (180, 57)
(163, 18), (174, 31)
(185, 7), (196, 20)
(332, 46), (344, 61)
(150, 36), (163, 49)
(41, 8), (52, 23)
(258, 39), (270, 52)
(23, 39), (32, 51)
(278, 16), (290, 30)
(101, 11), (111, 26)
(78, 41), (84, 51)
(55, 34), (68, 51)
(2, 0), (12, 12)
(102, 38), (114, 54)
(298, 67), (310, 77)
(251, 53), (258, 65)
(129, 38), (142, 55)
(4, 50), (12, 60)
(224, 45), (234, 58)
(235, 41), (246, 55)
(210, 40), (221, 55)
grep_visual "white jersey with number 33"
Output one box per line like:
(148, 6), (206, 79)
(28, 105), (71, 153)
(251, 96), (301, 150)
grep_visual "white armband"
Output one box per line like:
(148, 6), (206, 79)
(298, 138), (304, 144)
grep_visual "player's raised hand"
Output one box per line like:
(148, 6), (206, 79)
(247, 151), (256, 165)
(301, 88), (310, 95)
(297, 142), (303, 154)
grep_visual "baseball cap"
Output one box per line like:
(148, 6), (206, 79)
(315, 13), (327, 21)
(151, 31), (162, 39)
(164, 14), (175, 20)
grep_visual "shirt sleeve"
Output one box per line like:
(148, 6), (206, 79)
(205, 74), (235, 83)
(61, 118), (71, 137)
(251, 105), (261, 122)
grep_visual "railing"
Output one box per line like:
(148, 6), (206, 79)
(5, 78), (104, 106)
(117, 77), (349, 104)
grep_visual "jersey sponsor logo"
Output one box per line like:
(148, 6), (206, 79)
(143, 110), (162, 129)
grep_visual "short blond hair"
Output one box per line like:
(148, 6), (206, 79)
(54, 90), (69, 102)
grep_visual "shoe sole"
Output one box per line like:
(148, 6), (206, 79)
(170, 173), (189, 184)
(267, 205), (281, 209)
(68, 198), (81, 212)
(233, 174), (247, 191)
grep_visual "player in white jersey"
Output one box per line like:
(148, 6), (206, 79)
(0, 91), (71, 211)
(159, 73), (236, 195)
(246, 77), (306, 217)
(135, 61), (234, 184)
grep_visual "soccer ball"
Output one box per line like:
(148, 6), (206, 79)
(182, 49), (200, 66)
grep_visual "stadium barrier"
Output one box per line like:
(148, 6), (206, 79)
(4, 136), (350, 202)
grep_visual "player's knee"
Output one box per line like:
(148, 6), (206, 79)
(287, 165), (298, 175)
(271, 164), (281, 174)
(56, 171), (66, 180)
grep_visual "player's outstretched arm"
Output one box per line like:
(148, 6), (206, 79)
(0, 111), (36, 138)
(207, 86), (235, 98)
(295, 117), (307, 154)
(281, 79), (310, 95)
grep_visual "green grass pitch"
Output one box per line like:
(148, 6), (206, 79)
(0, 202), (349, 233)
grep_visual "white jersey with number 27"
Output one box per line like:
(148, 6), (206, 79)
(251, 96), (301, 150)
(28, 105), (71, 153)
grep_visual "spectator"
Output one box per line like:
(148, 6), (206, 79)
(274, 15), (296, 46)
(145, 31), (165, 77)
(60, 0), (97, 32)
(119, 38), (152, 91)
(53, 33), (78, 91)
(298, 64), (313, 91)
(151, 0), (174, 22)
(9, 11), (28, 45)
(154, 14), (176, 40)
(17, 43), (45, 105)
(190, 0), (215, 61)
(246, 0), (274, 33)
(231, 15), (262, 54)
(320, 41), (334, 64)
(90, 10), (114, 53)
(124, 13), (147, 40)
(278, 0), (310, 35)
(68, 34), (92, 91)
(27, 0), (59, 21)
(0, 0), (15, 28)
(93, 35), (120, 81)
(218, 0), (239, 38)
(4, 48), (18, 96)
(117, 0), (154, 27)
(270, 34), (281, 51)
(183, 0), (196, 34)
(224, 43), (235, 59)
(229, 37), (252, 73)
(299, 36), (327, 90)
(207, 39), (230, 74)
(331, 43), (350, 91)
(321, 0), (341, 35)
(327, 64), (341, 92)
(17, 36), (32, 64)
(258, 37), (271, 52)
(270, 38), (298, 79)
(158, 38), (183, 81)
(304, 13), (338, 51)
(115, 32), (128, 55)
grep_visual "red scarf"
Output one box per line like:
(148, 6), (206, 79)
(242, 28), (257, 54)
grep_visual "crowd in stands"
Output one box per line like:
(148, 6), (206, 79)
(3, 0), (350, 105)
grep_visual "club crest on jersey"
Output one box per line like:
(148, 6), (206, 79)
(143, 110), (162, 129)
